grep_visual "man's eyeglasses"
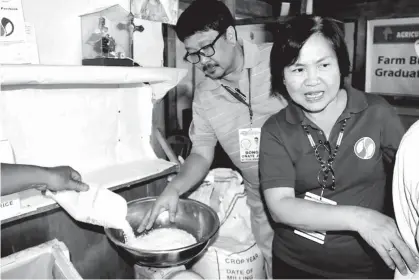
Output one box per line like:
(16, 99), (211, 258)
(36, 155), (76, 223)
(314, 141), (336, 191)
(184, 30), (226, 64)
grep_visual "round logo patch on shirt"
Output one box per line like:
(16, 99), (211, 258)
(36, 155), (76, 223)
(354, 137), (376, 160)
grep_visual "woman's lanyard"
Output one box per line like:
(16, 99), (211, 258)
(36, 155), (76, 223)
(302, 118), (348, 198)
(221, 69), (253, 126)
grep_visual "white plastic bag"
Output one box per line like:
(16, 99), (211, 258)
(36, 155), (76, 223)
(134, 264), (186, 279)
(188, 168), (265, 279)
(45, 184), (128, 229)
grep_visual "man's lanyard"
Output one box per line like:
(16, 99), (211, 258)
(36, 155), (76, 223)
(221, 69), (253, 125)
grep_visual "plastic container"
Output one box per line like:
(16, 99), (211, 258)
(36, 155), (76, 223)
(80, 4), (133, 66)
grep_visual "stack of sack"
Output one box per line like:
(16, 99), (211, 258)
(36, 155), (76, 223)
(188, 168), (265, 279)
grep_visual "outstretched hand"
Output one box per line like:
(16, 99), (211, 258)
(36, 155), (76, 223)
(36, 166), (89, 193)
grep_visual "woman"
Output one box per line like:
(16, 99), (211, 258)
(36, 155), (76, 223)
(259, 15), (418, 278)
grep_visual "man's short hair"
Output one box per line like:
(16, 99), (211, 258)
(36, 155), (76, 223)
(175, 0), (235, 42)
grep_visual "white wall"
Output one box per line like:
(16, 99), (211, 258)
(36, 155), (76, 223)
(21, 0), (163, 66)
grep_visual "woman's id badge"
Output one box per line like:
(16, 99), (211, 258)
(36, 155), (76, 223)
(239, 128), (261, 162)
(293, 192), (337, 244)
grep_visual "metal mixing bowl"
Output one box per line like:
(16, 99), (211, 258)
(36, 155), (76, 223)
(104, 196), (220, 267)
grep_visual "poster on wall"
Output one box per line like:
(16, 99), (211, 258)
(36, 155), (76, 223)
(365, 17), (419, 96)
(0, 22), (39, 64)
(0, 0), (26, 42)
(132, 0), (179, 26)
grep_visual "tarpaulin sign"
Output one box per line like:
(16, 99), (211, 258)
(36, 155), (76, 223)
(365, 17), (419, 96)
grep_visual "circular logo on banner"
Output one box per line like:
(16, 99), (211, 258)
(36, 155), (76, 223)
(354, 137), (376, 160)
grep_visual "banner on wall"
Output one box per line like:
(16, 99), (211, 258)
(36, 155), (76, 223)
(365, 17), (419, 96)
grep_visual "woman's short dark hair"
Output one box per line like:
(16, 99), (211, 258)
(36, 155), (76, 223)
(175, 0), (235, 42)
(270, 15), (351, 99)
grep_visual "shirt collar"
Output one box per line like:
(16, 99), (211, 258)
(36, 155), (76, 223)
(198, 39), (260, 91)
(285, 84), (369, 125)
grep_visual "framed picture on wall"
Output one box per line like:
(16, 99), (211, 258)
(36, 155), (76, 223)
(132, 0), (179, 25)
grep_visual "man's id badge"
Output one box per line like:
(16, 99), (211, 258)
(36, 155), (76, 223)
(294, 192), (337, 244)
(239, 128), (261, 162)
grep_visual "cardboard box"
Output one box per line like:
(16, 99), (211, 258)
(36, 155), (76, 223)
(1, 239), (82, 279)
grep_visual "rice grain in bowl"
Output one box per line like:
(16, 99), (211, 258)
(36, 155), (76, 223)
(104, 197), (220, 267)
(129, 228), (197, 250)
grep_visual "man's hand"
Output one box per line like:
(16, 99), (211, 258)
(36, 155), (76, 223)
(137, 187), (180, 233)
(36, 166), (89, 193)
(136, 152), (212, 233)
(136, 155), (184, 231)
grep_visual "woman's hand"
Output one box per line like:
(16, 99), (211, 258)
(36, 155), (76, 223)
(355, 208), (419, 275)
